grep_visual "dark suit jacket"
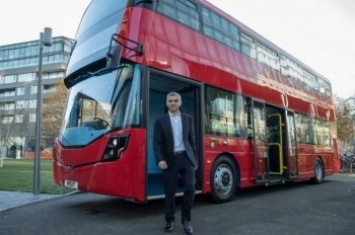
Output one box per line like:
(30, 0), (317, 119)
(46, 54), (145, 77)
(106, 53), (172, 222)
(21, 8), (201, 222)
(153, 112), (197, 168)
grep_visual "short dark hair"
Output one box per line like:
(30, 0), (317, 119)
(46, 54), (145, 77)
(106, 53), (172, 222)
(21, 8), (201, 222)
(166, 91), (181, 102)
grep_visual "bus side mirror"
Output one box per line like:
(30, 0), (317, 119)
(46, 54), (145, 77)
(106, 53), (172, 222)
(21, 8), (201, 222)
(106, 45), (122, 69)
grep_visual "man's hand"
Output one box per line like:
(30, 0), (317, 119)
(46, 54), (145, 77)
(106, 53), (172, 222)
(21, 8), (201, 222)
(158, 160), (168, 170)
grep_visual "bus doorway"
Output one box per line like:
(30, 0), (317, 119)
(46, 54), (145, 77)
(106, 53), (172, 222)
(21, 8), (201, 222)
(146, 70), (202, 200)
(252, 101), (298, 185)
(251, 101), (269, 183)
(266, 110), (285, 180)
(265, 106), (299, 182)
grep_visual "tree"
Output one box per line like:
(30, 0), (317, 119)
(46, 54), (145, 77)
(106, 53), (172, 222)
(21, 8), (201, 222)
(334, 95), (355, 148)
(42, 78), (68, 146)
(0, 109), (17, 147)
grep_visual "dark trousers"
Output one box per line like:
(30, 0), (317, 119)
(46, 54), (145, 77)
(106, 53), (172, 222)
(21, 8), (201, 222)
(163, 152), (196, 223)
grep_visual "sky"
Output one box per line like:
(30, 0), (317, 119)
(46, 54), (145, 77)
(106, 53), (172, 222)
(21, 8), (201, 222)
(0, 0), (354, 98)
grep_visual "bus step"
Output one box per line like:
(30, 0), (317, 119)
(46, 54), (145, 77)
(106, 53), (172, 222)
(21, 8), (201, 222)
(266, 178), (286, 186)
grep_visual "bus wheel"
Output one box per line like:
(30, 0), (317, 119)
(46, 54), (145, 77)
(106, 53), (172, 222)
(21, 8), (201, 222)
(312, 158), (324, 184)
(210, 156), (237, 203)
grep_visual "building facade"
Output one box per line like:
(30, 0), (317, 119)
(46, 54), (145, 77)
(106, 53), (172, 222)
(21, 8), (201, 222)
(0, 36), (74, 158)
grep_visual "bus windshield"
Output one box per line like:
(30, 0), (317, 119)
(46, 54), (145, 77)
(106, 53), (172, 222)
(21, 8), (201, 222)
(59, 63), (141, 147)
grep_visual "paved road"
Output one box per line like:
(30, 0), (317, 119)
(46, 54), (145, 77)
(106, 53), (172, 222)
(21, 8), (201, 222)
(0, 174), (355, 235)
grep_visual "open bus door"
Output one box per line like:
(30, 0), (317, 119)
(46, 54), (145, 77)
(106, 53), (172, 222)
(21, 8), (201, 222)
(267, 113), (286, 181)
(251, 100), (269, 183)
(252, 101), (298, 185)
(266, 108), (299, 183)
(286, 111), (299, 179)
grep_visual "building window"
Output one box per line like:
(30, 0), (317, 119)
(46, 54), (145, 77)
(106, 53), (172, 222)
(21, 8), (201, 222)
(16, 100), (26, 109)
(8, 103), (15, 110)
(3, 75), (16, 84)
(64, 41), (73, 53)
(44, 85), (56, 94)
(0, 89), (16, 97)
(43, 71), (64, 80)
(29, 113), (36, 123)
(1, 50), (9, 60)
(31, 85), (38, 94)
(2, 115), (14, 124)
(15, 114), (24, 123)
(0, 102), (15, 111)
(18, 73), (35, 82)
(28, 99), (37, 109)
(16, 87), (25, 96)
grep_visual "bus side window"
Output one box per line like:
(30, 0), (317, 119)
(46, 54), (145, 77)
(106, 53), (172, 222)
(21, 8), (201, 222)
(246, 102), (253, 139)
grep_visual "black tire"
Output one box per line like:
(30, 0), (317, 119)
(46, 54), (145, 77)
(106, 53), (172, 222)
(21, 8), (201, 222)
(312, 158), (324, 184)
(210, 156), (237, 203)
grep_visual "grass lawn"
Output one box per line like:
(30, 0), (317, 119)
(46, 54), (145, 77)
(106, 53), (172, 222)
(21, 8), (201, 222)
(0, 158), (73, 195)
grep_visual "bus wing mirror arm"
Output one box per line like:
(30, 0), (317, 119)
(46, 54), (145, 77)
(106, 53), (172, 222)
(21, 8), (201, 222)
(106, 33), (144, 69)
(106, 44), (122, 69)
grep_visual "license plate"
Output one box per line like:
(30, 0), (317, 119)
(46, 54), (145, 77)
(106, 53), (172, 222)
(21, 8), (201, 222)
(64, 179), (78, 189)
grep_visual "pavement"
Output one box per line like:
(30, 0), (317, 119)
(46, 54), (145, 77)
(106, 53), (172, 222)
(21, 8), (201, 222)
(1, 173), (354, 213)
(0, 190), (68, 212)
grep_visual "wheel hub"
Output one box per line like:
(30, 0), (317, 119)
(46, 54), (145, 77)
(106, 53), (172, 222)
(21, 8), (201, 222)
(214, 164), (233, 194)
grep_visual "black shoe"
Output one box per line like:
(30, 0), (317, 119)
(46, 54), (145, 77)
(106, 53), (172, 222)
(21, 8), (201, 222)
(182, 220), (193, 235)
(164, 222), (174, 232)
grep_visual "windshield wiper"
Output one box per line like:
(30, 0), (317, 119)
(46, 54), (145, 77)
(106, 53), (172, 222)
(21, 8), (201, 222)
(94, 64), (129, 77)
(65, 65), (129, 88)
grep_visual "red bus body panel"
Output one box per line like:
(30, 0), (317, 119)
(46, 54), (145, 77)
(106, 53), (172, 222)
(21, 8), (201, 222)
(122, 8), (335, 120)
(53, 129), (147, 202)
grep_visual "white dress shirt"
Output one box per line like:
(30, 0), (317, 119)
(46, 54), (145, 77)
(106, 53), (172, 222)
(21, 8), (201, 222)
(169, 111), (185, 152)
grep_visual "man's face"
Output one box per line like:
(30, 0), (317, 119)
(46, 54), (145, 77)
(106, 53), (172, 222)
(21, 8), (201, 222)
(166, 95), (181, 113)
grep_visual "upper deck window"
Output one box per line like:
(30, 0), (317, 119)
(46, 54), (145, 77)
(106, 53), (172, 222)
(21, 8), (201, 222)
(201, 7), (240, 51)
(156, 0), (200, 31)
(318, 78), (331, 96)
(281, 55), (304, 83)
(303, 70), (318, 91)
(256, 42), (280, 71)
(66, 0), (128, 78)
(241, 32), (256, 59)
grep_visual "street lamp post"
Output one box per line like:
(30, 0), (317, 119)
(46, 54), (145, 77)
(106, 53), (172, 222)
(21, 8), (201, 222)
(33, 27), (52, 195)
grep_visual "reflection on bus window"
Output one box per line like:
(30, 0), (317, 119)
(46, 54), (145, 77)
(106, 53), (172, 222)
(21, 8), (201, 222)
(205, 86), (247, 138)
(295, 113), (331, 146)
(77, 93), (111, 130)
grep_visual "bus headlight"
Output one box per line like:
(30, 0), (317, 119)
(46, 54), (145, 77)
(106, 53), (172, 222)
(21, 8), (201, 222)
(102, 134), (129, 161)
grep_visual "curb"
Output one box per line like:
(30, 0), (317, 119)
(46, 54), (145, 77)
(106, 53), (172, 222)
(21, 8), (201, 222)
(0, 190), (79, 213)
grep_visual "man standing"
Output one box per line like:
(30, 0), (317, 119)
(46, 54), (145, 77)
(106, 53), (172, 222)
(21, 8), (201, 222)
(153, 91), (198, 235)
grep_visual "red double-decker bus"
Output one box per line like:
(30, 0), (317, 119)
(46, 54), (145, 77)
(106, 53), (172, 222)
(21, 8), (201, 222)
(53, 0), (339, 203)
